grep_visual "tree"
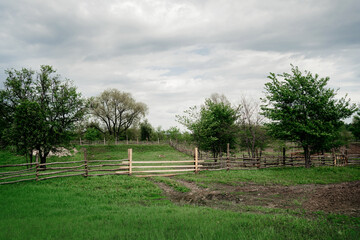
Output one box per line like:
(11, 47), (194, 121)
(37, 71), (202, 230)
(350, 107), (360, 141)
(261, 65), (356, 168)
(0, 65), (86, 164)
(84, 127), (102, 141)
(89, 89), (147, 140)
(166, 126), (183, 141)
(140, 120), (153, 141)
(4, 101), (43, 164)
(238, 97), (268, 158)
(177, 94), (239, 159)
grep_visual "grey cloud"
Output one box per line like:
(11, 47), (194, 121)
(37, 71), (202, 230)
(1, 0), (359, 129)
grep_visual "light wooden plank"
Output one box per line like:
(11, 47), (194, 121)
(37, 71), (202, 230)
(132, 165), (202, 169)
(133, 169), (195, 173)
(123, 160), (204, 164)
(88, 164), (128, 168)
(135, 173), (191, 177)
(87, 159), (127, 163)
(88, 168), (129, 172)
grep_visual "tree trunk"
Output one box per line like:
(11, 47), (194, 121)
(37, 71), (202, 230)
(303, 146), (311, 168)
(38, 149), (47, 169)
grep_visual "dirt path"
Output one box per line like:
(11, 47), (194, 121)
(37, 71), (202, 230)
(152, 178), (360, 217)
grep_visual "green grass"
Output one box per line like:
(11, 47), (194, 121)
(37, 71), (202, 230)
(151, 176), (190, 192)
(81, 144), (192, 161)
(1, 175), (359, 240)
(1, 146), (360, 239)
(176, 166), (360, 186)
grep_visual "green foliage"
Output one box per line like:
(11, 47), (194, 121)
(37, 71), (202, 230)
(0, 65), (86, 164)
(178, 94), (239, 158)
(84, 127), (102, 141)
(3, 101), (43, 163)
(140, 120), (153, 141)
(166, 126), (182, 140)
(350, 108), (360, 141)
(89, 89), (147, 140)
(262, 65), (356, 167)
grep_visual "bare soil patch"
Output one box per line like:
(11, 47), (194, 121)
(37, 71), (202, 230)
(153, 178), (360, 217)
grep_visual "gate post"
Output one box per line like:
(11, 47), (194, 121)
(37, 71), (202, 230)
(36, 154), (39, 181)
(194, 148), (198, 174)
(128, 149), (133, 175)
(84, 148), (88, 177)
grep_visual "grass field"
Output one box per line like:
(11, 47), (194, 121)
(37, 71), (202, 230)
(177, 166), (360, 185)
(1, 145), (359, 239)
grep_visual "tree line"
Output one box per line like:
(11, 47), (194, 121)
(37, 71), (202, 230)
(0, 65), (359, 167)
(177, 65), (359, 168)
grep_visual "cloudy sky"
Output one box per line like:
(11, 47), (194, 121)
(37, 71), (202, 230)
(1, 0), (359, 130)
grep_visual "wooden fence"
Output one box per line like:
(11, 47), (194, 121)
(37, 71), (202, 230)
(1, 148), (360, 185)
(0, 148), (202, 185)
(200, 154), (360, 170)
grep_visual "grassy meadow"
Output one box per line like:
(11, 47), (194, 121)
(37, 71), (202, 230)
(0, 144), (359, 239)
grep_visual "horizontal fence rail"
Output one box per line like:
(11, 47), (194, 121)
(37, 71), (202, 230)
(1, 147), (360, 185)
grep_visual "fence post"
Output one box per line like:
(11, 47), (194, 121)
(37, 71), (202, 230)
(282, 147), (286, 166)
(104, 137), (106, 145)
(84, 148), (88, 177)
(36, 154), (39, 181)
(226, 143), (230, 171)
(80, 137), (82, 146)
(128, 148), (132, 175)
(194, 148), (198, 174)
(332, 149), (336, 166)
(345, 150), (348, 166)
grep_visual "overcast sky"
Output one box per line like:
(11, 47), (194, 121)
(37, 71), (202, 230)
(1, 0), (359, 130)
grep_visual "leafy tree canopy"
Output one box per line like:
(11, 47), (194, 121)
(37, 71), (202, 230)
(89, 89), (147, 140)
(177, 93), (239, 158)
(0, 65), (86, 164)
(140, 120), (153, 141)
(350, 107), (360, 141)
(261, 65), (356, 167)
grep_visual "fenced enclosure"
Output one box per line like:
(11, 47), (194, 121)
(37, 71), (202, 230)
(0, 148), (202, 184)
(1, 146), (360, 185)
